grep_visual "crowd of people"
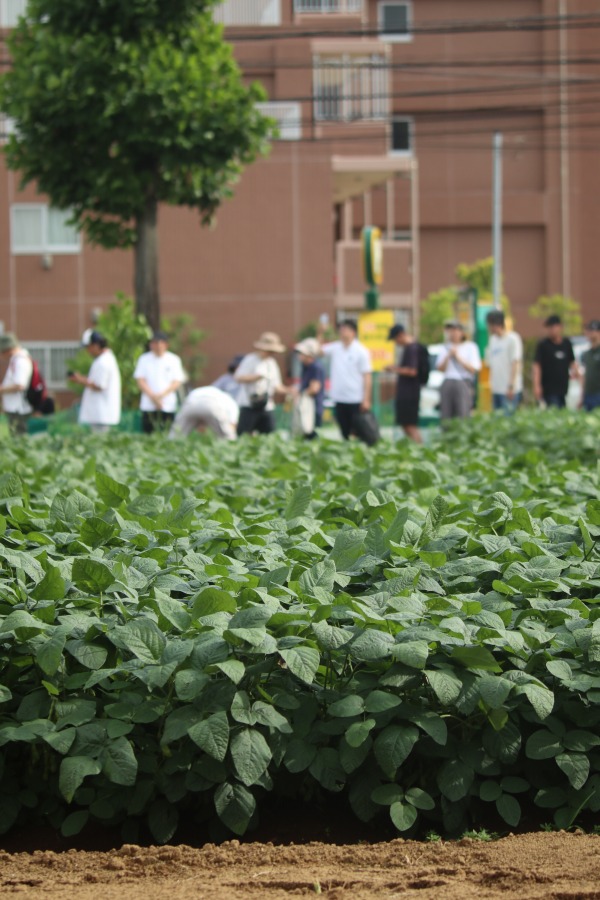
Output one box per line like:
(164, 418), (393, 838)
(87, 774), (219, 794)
(0, 312), (599, 441)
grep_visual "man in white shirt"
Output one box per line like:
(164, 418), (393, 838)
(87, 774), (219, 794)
(170, 386), (239, 441)
(486, 310), (524, 413)
(234, 332), (288, 435)
(134, 331), (185, 434)
(318, 319), (372, 440)
(68, 331), (121, 433)
(0, 333), (33, 435)
(436, 321), (482, 422)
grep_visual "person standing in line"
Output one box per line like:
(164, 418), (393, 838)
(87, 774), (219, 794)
(486, 310), (524, 412)
(532, 314), (577, 408)
(436, 321), (481, 422)
(134, 330), (185, 434)
(386, 324), (423, 444)
(317, 319), (372, 440)
(69, 331), (121, 433)
(234, 332), (288, 436)
(294, 338), (325, 440)
(0, 333), (33, 435)
(170, 386), (239, 440)
(580, 320), (600, 412)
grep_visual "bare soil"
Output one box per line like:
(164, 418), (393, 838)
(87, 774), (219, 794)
(1, 832), (599, 899)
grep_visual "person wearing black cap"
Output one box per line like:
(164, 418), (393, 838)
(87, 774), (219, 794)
(386, 324), (423, 443)
(581, 320), (600, 412)
(69, 331), (121, 433)
(134, 331), (185, 434)
(533, 315), (577, 408)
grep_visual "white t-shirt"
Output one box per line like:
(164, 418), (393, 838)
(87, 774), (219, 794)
(322, 339), (372, 404)
(79, 350), (121, 426)
(173, 386), (239, 440)
(134, 350), (185, 413)
(235, 353), (283, 411)
(2, 349), (33, 415)
(486, 331), (523, 394)
(436, 341), (482, 381)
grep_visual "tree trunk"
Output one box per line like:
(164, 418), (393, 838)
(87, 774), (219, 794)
(134, 197), (160, 330)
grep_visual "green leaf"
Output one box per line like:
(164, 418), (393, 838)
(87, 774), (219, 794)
(328, 695), (365, 718)
(30, 564), (66, 602)
(148, 799), (179, 844)
(555, 751), (590, 790)
(525, 730), (562, 760)
(521, 684), (554, 720)
(215, 659), (245, 684)
(496, 793), (521, 827)
(284, 738), (317, 773)
(66, 640), (108, 670)
(72, 558), (114, 593)
(364, 691), (401, 713)
(61, 810), (89, 838)
(480, 780), (502, 802)
(188, 712), (230, 762)
(230, 728), (272, 786)
(36, 631), (67, 676)
(371, 784), (404, 806)
(425, 669), (463, 705)
(345, 719), (376, 748)
(390, 800), (418, 832)
(405, 787), (435, 811)
(393, 641), (429, 669)
(284, 484), (312, 520)
(214, 782), (256, 836)
(419, 495), (448, 545)
(308, 747), (345, 792)
(452, 646), (501, 673)
(192, 587), (237, 619)
(95, 471), (130, 506)
(437, 759), (474, 801)
(59, 757), (101, 803)
(374, 725), (419, 777)
(101, 737), (138, 786)
(279, 647), (320, 684)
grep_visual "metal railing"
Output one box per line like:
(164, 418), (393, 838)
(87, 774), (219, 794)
(0, 0), (27, 28)
(256, 102), (302, 140)
(213, 0), (281, 26)
(295, 0), (362, 13)
(314, 55), (388, 122)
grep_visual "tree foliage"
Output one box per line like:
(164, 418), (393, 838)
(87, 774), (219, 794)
(529, 295), (583, 336)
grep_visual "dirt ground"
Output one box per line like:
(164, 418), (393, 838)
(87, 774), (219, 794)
(1, 832), (599, 899)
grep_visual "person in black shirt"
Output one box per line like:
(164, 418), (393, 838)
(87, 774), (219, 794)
(533, 315), (577, 408)
(386, 324), (423, 443)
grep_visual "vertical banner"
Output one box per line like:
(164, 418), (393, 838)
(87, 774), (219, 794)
(358, 310), (395, 372)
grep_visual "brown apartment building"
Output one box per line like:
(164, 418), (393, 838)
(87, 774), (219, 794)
(0, 0), (599, 388)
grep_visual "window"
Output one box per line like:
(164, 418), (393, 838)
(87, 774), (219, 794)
(0, 114), (16, 145)
(22, 342), (81, 390)
(378, 1), (412, 41)
(294, 0), (362, 14)
(11, 205), (81, 254)
(256, 102), (302, 140)
(213, 0), (281, 26)
(314, 55), (388, 122)
(390, 117), (413, 155)
(0, 0), (28, 28)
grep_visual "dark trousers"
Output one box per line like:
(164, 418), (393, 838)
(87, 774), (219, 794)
(543, 393), (566, 409)
(237, 406), (276, 436)
(142, 411), (175, 434)
(334, 402), (360, 440)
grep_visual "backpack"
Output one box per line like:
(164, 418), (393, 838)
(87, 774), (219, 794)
(417, 343), (431, 386)
(26, 359), (47, 411)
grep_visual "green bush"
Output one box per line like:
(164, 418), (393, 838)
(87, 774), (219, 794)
(0, 411), (598, 843)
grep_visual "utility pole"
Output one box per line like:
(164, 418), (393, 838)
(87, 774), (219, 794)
(492, 132), (503, 310)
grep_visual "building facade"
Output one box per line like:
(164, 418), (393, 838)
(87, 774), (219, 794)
(1, 0), (598, 387)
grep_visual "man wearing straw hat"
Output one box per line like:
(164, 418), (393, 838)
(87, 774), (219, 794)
(234, 332), (289, 435)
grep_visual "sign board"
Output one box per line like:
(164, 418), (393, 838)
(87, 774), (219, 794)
(358, 310), (395, 372)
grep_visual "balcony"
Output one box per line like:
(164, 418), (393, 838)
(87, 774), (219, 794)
(295, 0), (362, 14)
(313, 53), (389, 122)
(213, 0), (281, 27)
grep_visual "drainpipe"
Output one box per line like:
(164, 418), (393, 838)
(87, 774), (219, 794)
(559, 0), (571, 299)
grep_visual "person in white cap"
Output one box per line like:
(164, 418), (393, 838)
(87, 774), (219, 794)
(170, 386), (239, 441)
(68, 331), (121, 434)
(294, 337), (325, 439)
(234, 332), (288, 435)
(0, 333), (33, 435)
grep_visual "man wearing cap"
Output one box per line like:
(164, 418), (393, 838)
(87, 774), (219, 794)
(533, 315), (577, 408)
(436, 321), (482, 422)
(0, 333), (33, 435)
(234, 332), (287, 435)
(386, 324), (422, 444)
(486, 310), (524, 412)
(69, 331), (121, 433)
(134, 331), (185, 434)
(581, 320), (600, 412)
(170, 386), (239, 441)
(317, 319), (372, 440)
(294, 338), (325, 439)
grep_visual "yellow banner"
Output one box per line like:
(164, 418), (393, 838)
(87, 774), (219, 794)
(358, 310), (395, 372)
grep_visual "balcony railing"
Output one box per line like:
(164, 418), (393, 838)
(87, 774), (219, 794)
(0, 0), (27, 28)
(314, 56), (388, 122)
(256, 102), (302, 140)
(295, 0), (362, 14)
(213, 0), (281, 26)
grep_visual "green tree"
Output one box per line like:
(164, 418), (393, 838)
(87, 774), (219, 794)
(529, 294), (583, 336)
(161, 312), (206, 386)
(419, 287), (458, 345)
(0, 0), (272, 328)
